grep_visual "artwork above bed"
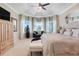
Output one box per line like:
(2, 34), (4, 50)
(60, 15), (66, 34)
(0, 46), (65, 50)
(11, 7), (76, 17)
(65, 16), (79, 24)
(65, 12), (79, 24)
(64, 21), (79, 29)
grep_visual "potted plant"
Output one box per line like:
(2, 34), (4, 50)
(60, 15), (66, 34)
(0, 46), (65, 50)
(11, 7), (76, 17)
(25, 25), (30, 38)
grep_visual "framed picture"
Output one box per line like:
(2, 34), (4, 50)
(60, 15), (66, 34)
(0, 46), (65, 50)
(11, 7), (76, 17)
(72, 17), (74, 21)
(77, 16), (79, 19)
(11, 17), (17, 32)
(65, 16), (69, 24)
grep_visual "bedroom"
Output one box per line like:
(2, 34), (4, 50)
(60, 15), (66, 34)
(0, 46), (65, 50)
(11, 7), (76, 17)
(0, 3), (79, 56)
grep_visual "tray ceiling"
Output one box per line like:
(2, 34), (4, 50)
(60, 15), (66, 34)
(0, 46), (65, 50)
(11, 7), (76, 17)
(7, 3), (75, 17)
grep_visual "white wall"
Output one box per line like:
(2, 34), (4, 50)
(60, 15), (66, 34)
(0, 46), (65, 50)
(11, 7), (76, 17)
(0, 3), (19, 43)
(59, 4), (79, 27)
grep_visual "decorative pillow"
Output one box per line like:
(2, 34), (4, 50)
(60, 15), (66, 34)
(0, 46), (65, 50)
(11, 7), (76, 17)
(72, 29), (79, 37)
(60, 28), (65, 34)
(63, 29), (72, 36)
(66, 29), (72, 31)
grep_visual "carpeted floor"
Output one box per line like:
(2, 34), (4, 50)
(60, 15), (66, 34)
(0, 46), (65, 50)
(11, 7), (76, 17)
(3, 39), (42, 56)
(3, 39), (31, 56)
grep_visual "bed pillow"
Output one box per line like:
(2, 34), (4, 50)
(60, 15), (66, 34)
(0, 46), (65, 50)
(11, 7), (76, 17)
(66, 29), (72, 32)
(60, 28), (65, 34)
(63, 29), (72, 36)
(72, 29), (79, 37)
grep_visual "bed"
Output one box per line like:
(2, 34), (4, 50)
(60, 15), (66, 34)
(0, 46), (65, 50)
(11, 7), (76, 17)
(41, 21), (79, 56)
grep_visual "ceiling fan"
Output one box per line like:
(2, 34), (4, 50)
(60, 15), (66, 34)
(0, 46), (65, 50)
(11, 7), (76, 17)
(38, 3), (50, 10)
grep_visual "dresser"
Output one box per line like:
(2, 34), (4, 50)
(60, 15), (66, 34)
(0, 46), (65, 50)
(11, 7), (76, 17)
(0, 19), (14, 55)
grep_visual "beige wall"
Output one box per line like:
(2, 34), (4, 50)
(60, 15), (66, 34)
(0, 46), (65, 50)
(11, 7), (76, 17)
(0, 3), (19, 42)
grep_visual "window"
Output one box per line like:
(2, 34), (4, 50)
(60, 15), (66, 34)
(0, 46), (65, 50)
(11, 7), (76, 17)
(34, 18), (43, 32)
(53, 19), (56, 32)
(21, 16), (57, 33)
(21, 16), (29, 33)
(49, 17), (53, 32)
(46, 17), (56, 33)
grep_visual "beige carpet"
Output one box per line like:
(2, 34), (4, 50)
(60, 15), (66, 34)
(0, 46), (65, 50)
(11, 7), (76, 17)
(3, 39), (31, 56)
(3, 38), (43, 56)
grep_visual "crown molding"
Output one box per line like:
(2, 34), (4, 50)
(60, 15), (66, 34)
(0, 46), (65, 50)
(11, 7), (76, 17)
(3, 3), (19, 14)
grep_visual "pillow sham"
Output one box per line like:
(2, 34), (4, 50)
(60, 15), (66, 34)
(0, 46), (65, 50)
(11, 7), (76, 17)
(63, 29), (72, 36)
(72, 29), (79, 37)
(60, 28), (65, 34)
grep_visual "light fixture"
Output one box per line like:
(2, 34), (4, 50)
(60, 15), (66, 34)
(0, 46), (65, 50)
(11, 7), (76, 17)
(37, 6), (42, 13)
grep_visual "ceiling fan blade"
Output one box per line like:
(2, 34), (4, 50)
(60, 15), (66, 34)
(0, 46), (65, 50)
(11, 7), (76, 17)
(42, 3), (50, 6)
(42, 6), (46, 10)
(38, 3), (48, 10)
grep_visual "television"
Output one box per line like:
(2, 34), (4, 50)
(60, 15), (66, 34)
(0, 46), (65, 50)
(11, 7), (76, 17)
(0, 7), (10, 21)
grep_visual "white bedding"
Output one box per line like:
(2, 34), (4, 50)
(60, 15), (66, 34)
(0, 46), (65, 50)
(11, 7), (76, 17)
(41, 33), (79, 56)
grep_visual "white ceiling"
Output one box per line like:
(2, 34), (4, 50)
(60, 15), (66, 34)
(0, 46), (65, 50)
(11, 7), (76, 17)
(7, 3), (75, 17)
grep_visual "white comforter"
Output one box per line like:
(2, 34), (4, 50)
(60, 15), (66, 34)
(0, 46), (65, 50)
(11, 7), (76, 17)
(41, 33), (79, 56)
